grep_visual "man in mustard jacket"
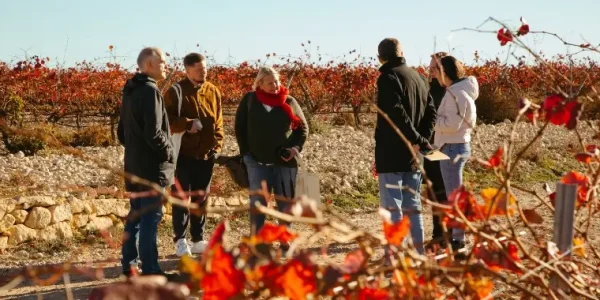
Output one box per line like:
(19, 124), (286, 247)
(164, 53), (224, 257)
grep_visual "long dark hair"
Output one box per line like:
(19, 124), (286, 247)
(440, 56), (466, 83)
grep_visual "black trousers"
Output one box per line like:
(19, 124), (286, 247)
(171, 155), (214, 243)
(423, 158), (450, 241)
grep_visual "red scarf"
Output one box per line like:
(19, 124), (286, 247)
(255, 86), (302, 129)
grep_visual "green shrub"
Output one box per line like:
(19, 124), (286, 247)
(1, 128), (47, 156)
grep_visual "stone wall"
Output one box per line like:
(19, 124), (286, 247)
(0, 194), (248, 250)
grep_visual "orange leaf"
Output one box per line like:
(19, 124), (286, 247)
(573, 238), (586, 257)
(481, 188), (515, 217)
(108, 45), (114, 50)
(465, 274), (494, 299)
(180, 255), (204, 281)
(261, 254), (317, 300)
(382, 214), (410, 246)
(200, 244), (245, 300)
(255, 222), (297, 244)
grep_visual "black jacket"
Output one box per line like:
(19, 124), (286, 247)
(117, 73), (175, 191)
(375, 57), (437, 173)
(234, 91), (309, 167)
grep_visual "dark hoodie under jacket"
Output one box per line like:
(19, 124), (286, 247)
(117, 73), (175, 192)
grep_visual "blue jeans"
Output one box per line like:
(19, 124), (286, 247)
(244, 154), (297, 235)
(439, 143), (471, 242)
(378, 172), (424, 254)
(121, 190), (164, 274)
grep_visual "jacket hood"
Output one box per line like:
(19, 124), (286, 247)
(448, 76), (479, 100)
(123, 73), (157, 95)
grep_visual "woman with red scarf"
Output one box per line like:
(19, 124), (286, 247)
(234, 66), (309, 241)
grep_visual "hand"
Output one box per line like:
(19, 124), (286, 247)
(281, 147), (299, 162)
(412, 144), (420, 154)
(187, 119), (202, 133)
(208, 149), (219, 161)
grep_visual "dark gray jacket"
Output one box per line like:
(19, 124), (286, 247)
(117, 73), (175, 191)
(234, 92), (308, 167)
(375, 57), (437, 173)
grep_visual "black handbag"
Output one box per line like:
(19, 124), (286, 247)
(215, 155), (249, 188)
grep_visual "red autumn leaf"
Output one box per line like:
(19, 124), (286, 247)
(338, 249), (366, 274)
(371, 162), (378, 178)
(486, 147), (504, 168)
(549, 192), (556, 207)
(355, 287), (390, 300)
(207, 221), (227, 250)
(585, 144), (599, 153)
(522, 209), (544, 224)
(380, 210), (410, 246)
(561, 171), (590, 206)
(575, 152), (594, 164)
(108, 45), (114, 50)
(566, 102), (583, 130)
(517, 17), (529, 36)
(443, 186), (487, 228)
(255, 222), (297, 243)
(474, 241), (523, 274)
(200, 244), (246, 300)
(542, 94), (581, 129)
(542, 94), (567, 124)
(497, 28), (513, 46)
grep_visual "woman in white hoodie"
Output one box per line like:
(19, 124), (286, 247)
(431, 56), (479, 253)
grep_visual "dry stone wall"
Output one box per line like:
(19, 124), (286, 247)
(0, 194), (248, 250)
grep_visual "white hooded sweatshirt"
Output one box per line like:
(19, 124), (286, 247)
(434, 76), (479, 147)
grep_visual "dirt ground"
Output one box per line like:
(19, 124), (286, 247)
(0, 208), (394, 300)
(4, 184), (598, 300)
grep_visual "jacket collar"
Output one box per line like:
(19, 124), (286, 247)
(181, 77), (204, 89)
(379, 56), (406, 72)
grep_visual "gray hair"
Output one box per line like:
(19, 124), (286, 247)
(136, 47), (163, 69)
(252, 66), (280, 90)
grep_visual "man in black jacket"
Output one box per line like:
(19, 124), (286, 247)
(375, 38), (436, 255)
(117, 47), (176, 278)
(424, 52), (450, 251)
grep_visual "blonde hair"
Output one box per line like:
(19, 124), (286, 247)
(252, 66), (280, 90)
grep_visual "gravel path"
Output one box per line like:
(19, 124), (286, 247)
(0, 120), (598, 299)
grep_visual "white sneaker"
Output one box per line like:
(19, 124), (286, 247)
(190, 241), (208, 254)
(175, 238), (192, 257)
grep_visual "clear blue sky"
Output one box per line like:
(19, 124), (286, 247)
(1, 0), (599, 69)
